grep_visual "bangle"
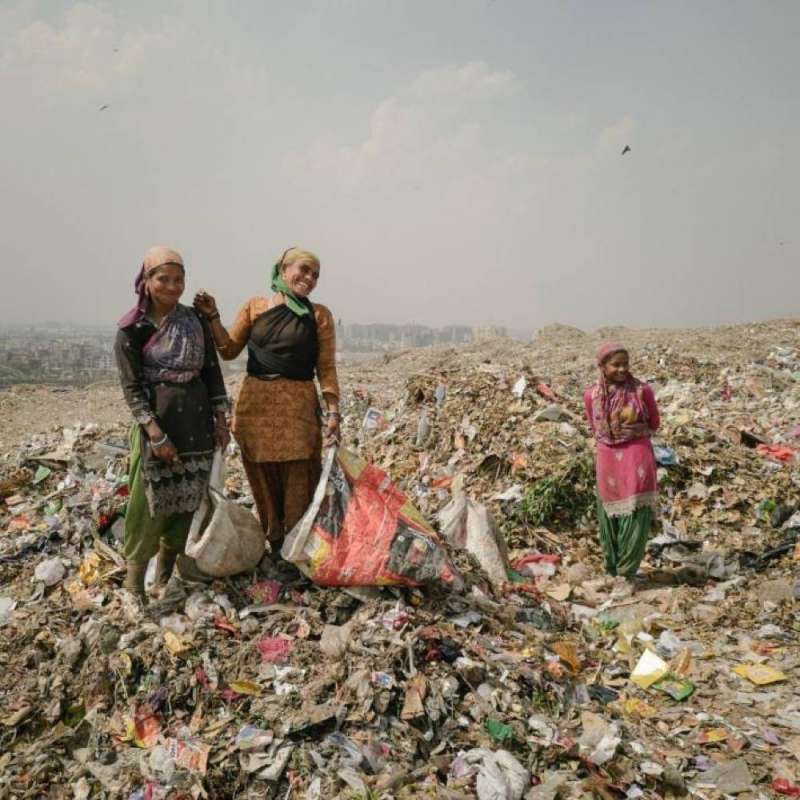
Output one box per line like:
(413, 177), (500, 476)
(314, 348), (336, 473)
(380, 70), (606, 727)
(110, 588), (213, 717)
(325, 411), (341, 420)
(207, 312), (220, 322)
(151, 433), (168, 447)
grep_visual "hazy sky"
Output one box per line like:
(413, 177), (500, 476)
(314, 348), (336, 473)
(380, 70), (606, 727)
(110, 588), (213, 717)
(1, 1), (798, 332)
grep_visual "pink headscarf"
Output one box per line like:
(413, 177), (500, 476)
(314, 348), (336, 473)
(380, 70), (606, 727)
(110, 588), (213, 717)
(596, 341), (627, 367)
(590, 342), (648, 444)
(117, 246), (184, 328)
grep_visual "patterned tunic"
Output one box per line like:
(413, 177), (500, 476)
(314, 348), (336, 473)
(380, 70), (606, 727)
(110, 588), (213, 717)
(584, 382), (660, 517)
(115, 304), (228, 515)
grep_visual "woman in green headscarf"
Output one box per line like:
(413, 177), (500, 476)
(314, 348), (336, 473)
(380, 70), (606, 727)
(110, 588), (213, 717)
(193, 248), (339, 553)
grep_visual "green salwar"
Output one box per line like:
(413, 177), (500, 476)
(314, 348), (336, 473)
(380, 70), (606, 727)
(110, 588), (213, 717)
(124, 425), (193, 566)
(597, 500), (652, 577)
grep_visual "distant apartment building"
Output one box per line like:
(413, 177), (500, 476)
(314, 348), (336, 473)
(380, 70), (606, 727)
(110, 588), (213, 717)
(0, 330), (117, 386)
(472, 325), (507, 342)
(338, 322), (473, 351)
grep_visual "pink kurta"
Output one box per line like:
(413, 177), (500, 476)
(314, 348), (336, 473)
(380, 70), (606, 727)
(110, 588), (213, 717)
(584, 383), (660, 517)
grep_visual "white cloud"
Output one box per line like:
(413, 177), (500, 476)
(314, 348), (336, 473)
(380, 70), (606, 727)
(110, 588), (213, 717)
(283, 62), (509, 193)
(1, 3), (172, 92)
(410, 61), (520, 102)
(283, 61), (630, 203)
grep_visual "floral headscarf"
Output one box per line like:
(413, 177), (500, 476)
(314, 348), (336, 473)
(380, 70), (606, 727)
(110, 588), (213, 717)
(117, 246), (184, 328)
(590, 342), (649, 445)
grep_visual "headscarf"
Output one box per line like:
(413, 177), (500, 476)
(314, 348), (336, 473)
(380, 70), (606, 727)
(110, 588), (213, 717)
(596, 341), (627, 367)
(118, 246), (185, 328)
(590, 342), (649, 445)
(270, 247), (319, 317)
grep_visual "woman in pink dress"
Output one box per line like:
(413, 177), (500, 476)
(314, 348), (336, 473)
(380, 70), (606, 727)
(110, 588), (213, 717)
(583, 343), (660, 578)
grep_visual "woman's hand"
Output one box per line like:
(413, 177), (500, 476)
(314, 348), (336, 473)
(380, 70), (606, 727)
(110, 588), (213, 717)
(323, 412), (340, 447)
(214, 412), (231, 451)
(144, 422), (178, 463)
(151, 437), (179, 464)
(193, 290), (219, 319)
(621, 422), (649, 438)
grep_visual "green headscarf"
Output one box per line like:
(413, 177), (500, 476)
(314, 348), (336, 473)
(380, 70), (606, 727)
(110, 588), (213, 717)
(271, 261), (311, 317)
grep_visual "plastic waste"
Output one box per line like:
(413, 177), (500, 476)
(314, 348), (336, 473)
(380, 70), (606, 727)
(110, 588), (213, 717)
(185, 451), (264, 577)
(511, 552), (560, 578)
(732, 663), (786, 685)
(653, 445), (678, 466)
(415, 410), (430, 446)
(630, 650), (669, 689)
(461, 748), (529, 800)
(651, 675), (695, 700)
(578, 711), (621, 765)
(533, 404), (569, 422)
(282, 447), (462, 590)
(361, 407), (388, 434)
(0, 597), (17, 624)
(438, 496), (510, 587)
(694, 758), (753, 794)
(34, 557), (66, 586)
(319, 621), (354, 660)
(773, 778), (800, 796)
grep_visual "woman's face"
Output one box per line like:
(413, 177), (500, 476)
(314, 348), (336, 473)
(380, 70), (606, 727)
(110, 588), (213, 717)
(282, 260), (319, 298)
(603, 351), (630, 383)
(146, 263), (185, 308)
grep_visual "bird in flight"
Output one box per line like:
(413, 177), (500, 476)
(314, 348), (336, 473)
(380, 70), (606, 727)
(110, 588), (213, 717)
(99, 104), (110, 111)
(621, 145), (631, 156)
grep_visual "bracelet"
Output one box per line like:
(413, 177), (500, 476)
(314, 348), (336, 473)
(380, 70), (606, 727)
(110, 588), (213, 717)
(207, 312), (220, 322)
(151, 433), (169, 447)
(325, 411), (341, 420)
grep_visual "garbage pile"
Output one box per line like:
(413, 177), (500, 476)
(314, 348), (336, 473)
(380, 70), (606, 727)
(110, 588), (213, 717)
(1, 319), (800, 799)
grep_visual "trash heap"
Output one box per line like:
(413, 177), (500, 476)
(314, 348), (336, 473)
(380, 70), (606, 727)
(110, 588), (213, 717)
(1, 319), (800, 799)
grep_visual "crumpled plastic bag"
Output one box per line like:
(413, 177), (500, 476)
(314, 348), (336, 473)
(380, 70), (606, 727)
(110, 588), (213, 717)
(661, 546), (740, 581)
(460, 748), (529, 800)
(578, 711), (622, 765)
(34, 557), (66, 586)
(438, 496), (509, 587)
(0, 597), (17, 624)
(282, 448), (462, 590)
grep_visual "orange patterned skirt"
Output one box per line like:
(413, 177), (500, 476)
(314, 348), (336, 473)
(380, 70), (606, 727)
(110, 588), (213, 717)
(232, 376), (323, 545)
(232, 375), (322, 463)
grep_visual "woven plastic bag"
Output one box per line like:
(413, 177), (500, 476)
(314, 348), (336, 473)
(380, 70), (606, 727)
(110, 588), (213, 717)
(185, 450), (264, 577)
(282, 447), (462, 590)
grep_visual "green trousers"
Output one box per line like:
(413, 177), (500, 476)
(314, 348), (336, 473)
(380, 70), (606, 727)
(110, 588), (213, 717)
(597, 500), (652, 578)
(124, 425), (193, 566)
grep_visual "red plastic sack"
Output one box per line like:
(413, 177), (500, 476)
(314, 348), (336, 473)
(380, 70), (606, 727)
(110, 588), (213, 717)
(282, 448), (462, 590)
(756, 444), (795, 463)
(773, 778), (800, 796)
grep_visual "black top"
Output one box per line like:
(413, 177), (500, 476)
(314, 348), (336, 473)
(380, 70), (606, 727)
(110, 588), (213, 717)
(246, 302), (319, 381)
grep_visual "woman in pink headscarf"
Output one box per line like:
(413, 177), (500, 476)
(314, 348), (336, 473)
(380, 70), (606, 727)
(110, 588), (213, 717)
(583, 343), (660, 578)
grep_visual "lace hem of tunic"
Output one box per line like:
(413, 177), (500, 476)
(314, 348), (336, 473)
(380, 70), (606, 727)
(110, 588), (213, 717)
(601, 491), (658, 518)
(145, 469), (211, 516)
(142, 450), (213, 515)
(143, 452), (214, 482)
